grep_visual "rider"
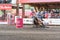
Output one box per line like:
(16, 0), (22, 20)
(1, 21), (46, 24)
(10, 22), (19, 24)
(36, 9), (43, 21)
(36, 9), (46, 28)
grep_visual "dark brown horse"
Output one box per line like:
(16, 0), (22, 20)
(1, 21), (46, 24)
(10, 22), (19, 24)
(33, 17), (45, 28)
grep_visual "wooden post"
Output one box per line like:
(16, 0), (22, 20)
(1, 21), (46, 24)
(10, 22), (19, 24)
(16, 0), (19, 16)
(22, 4), (25, 18)
(3, 0), (6, 21)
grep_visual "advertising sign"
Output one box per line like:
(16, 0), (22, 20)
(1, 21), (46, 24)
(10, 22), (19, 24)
(0, 4), (12, 10)
(23, 18), (33, 24)
(23, 18), (60, 25)
(43, 19), (60, 25)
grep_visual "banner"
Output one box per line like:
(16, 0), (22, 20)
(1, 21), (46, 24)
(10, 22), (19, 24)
(0, 4), (12, 10)
(43, 19), (60, 25)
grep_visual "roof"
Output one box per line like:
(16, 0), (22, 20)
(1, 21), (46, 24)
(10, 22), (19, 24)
(20, 0), (60, 3)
